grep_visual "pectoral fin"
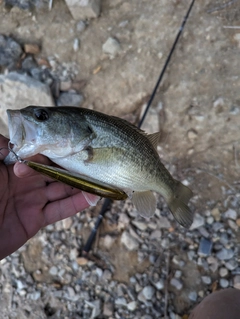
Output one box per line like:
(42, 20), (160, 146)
(132, 191), (157, 219)
(82, 191), (100, 206)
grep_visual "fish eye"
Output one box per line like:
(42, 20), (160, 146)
(34, 109), (49, 121)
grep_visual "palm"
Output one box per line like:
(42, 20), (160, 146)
(0, 135), (95, 259)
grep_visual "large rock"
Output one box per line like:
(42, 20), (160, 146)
(0, 72), (54, 132)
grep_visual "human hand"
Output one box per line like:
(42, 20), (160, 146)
(0, 134), (98, 260)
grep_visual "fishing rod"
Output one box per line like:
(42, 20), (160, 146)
(82, 0), (196, 255)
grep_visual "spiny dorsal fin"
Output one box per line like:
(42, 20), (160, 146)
(147, 132), (161, 150)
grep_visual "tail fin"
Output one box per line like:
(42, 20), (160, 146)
(168, 180), (193, 228)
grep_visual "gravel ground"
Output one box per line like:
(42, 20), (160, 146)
(0, 0), (240, 318)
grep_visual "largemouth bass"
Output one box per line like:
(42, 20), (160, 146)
(5, 106), (193, 228)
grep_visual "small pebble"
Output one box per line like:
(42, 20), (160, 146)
(211, 208), (221, 221)
(49, 266), (58, 276)
(121, 231), (139, 251)
(127, 301), (137, 311)
(233, 275), (240, 289)
(190, 213), (205, 229)
(131, 220), (148, 231)
(154, 279), (164, 290)
(170, 278), (183, 290)
(225, 259), (238, 271)
(216, 248), (234, 261)
(102, 37), (121, 57)
(198, 238), (212, 257)
(224, 208), (237, 220)
(175, 270), (182, 279)
(115, 297), (127, 306)
(141, 286), (155, 300)
(219, 267), (228, 277)
(201, 276), (211, 285)
(219, 278), (229, 288)
(188, 291), (198, 302)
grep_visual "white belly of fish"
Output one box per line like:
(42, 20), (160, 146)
(46, 150), (156, 194)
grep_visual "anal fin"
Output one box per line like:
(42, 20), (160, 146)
(132, 191), (156, 219)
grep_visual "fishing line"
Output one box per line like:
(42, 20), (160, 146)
(82, 0), (196, 254)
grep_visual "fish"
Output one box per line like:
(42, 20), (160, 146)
(5, 105), (193, 228)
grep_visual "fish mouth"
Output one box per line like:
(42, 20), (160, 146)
(7, 109), (24, 150)
(7, 109), (37, 150)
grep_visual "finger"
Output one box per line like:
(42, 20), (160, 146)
(14, 155), (52, 178)
(43, 192), (93, 226)
(45, 181), (82, 201)
(0, 135), (10, 159)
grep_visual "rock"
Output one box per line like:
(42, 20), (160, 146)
(170, 278), (183, 290)
(157, 215), (171, 229)
(216, 248), (234, 261)
(90, 299), (101, 319)
(187, 129), (198, 140)
(21, 55), (38, 71)
(174, 270), (182, 279)
(131, 220), (148, 231)
(24, 43), (41, 55)
(211, 207), (221, 221)
(0, 35), (22, 68)
(199, 227), (210, 238)
(207, 256), (219, 273)
(102, 37), (121, 57)
(225, 259), (238, 271)
(121, 230), (139, 251)
(101, 234), (115, 249)
(103, 301), (113, 316)
(224, 208), (237, 220)
(62, 217), (73, 229)
(57, 92), (83, 107)
(219, 267), (228, 278)
(5, 0), (47, 9)
(141, 285), (155, 300)
(49, 266), (58, 276)
(234, 33), (240, 47)
(188, 291), (198, 302)
(213, 222), (224, 232)
(76, 20), (86, 33)
(65, 0), (101, 20)
(198, 238), (212, 257)
(0, 72), (54, 127)
(201, 276), (211, 285)
(127, 301), (137, 311)
(219, 278), (229, 288)
(150, 229), (162, 240)
(213, 97), (224, 108)
(190, 213), (205, 230)
(154, 279), (164, 290)
(161, 238), (170, 249)
(236, 218), (240, 227)
(102, 269), (112, 281)
(115, 297), (127, 306)
(73, 38), (80, 52)
(76, 257), (88, 266)
(233, 276), (240, 289)
(228, 220), (238, 231)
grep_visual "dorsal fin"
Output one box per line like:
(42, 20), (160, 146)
(147, 132), (161, 150)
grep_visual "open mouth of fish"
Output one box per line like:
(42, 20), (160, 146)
(7, 109), (37, 149)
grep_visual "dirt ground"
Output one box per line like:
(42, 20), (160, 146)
(0, 0), (240, 318)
